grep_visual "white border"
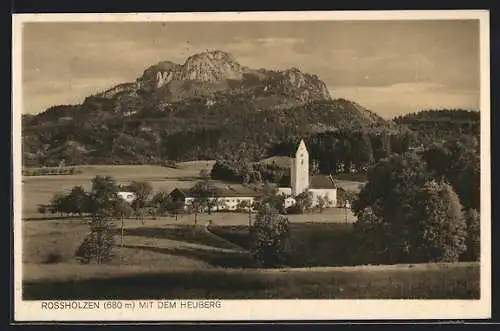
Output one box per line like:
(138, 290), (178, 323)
(12, 10), (491, 322)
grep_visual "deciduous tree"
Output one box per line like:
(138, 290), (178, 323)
(250, 204), (291, 267)
(190, 180), (220, 216)
(316, 194), (332, 213)
(352, 153), (429, 263)
(294, 190), (313, 213)
(352, 153), (468, 264)
(75, 175), (119, 264)
(65, 185), (88, 216)
(129, 181), (153, 223)
(414, 180), (467, 262)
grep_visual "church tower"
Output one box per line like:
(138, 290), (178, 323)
(291, 139), (309, 195)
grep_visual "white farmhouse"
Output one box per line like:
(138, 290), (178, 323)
(117, 191), (137, 204)
(168, 187), (262, 212)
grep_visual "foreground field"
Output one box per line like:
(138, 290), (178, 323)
(22, 218), (480, 300)
(23, 220), (354, 268)
(23, 262), (480, 300)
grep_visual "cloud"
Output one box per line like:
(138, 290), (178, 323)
(22, 77), (126, 114)
(253, 37), (303, 46)
(333, 82), (480, 119)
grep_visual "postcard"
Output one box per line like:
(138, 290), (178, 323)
(12, 10), (491, 322)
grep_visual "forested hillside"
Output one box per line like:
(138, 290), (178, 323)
(22, 95), (392, 167)
(393, 109), (480, 146)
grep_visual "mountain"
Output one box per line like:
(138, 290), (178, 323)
(84, 50), (331, 112)
(22, 50), (392, 167)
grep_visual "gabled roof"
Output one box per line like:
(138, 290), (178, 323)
(169, 188), (192, 198)
(216, 188), (263, 198)
(169, 186), (264, 198)
(309, 175), (337, 189)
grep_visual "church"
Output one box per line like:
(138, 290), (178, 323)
(169, 139), (337, 211)
(277, 139), (338, 208)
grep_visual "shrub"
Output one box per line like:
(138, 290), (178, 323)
(75, 215), (116, 264)
(37, 205), (47, 215)
(337, 188), (358, 207)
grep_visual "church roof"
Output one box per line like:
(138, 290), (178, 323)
(295, 139), (308, 155)
(309, 175), (337, 189)
(297, 139), (307, 150)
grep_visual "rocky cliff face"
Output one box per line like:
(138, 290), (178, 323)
(282, 68), (331, 101)
(97, 50), (331, 104)
(136, 50), (249, 92)
(179, 50), (249, 82)
(137, 60), (181, 91)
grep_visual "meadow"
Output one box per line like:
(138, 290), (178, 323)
(24, 262), (479, 300)
(22, 217), (480, 300)
(20, 163), (480, 300)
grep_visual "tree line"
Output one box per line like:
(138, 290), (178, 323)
(44, 179), (182, 221)
(393, 108), (479, 147)
(210, 160), (290, 186)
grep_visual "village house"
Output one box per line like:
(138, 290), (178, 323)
(117, 191), (137, 204)
(168, 186), (263, 212)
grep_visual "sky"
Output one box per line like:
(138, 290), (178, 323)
(21, 20), (481, 118)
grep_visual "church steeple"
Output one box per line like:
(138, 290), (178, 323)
(290, 139), (309, 195)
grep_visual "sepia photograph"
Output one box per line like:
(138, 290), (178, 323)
(12, 10), (490, 321)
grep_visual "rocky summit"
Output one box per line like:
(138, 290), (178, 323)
(136, 51), (248, 90)
(94, 50), (331, 104)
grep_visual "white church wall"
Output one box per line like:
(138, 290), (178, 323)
(291, 139), (309, 195)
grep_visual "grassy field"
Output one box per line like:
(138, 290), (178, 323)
(22, 219), (249, 268)
(23, 262), (479, 300)
(209, 223), (357, 267)
(22, 217), (480, 300)
(22, 219), (355, 269)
